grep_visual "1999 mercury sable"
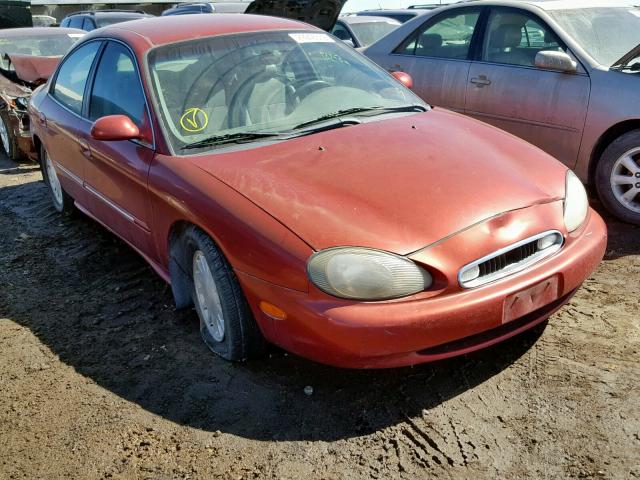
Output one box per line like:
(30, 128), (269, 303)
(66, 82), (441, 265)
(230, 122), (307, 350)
(29, 15), (606, 368)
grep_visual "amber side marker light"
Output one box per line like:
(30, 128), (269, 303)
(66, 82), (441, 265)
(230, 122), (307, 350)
(259, 301), (287, 320)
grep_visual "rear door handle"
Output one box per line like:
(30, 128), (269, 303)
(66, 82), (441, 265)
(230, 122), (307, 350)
(78, 139), (92, 159)
(470, 76), (492, 87)
(388, 64), (404, 73)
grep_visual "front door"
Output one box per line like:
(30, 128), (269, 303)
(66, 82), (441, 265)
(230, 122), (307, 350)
(464, 7), (591, 167)
(83, 41), (155, 256)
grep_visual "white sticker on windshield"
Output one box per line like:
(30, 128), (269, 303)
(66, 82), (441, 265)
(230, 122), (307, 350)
(67, 33), (85, 38)
(289, 33), (334, 43)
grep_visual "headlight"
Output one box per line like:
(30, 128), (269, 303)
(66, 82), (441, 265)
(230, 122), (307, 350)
(563, 170), (589, 232)
(307, 247), (432, 300)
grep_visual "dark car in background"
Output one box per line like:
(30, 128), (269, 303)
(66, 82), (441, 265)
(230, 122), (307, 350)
(0, 27), (84, 161)
(0, 0), (32, 28)
(365, 0), (640, 224)
(331, 16), (400, 48)
(162, 1), (251, 15)
(60, 10), (152, 31)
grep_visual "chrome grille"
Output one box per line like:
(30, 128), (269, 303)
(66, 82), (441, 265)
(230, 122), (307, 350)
(459, 230), (564, 289)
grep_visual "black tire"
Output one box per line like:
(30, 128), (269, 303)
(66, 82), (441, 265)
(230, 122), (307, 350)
(595, 129), (640, 225)
(0, 109), (20, 161)
(181, 225), (265, 361)
(39, 144), (74, 215)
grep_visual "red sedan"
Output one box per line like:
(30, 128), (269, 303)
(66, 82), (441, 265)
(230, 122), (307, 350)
(29, 14), (607, 368)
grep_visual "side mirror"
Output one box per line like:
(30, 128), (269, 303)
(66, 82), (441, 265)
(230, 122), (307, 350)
(391, 70), (413, 90)
(343, 39), (355, 48)
(535, 51), (578, 73)
(91, 115), (140, 141)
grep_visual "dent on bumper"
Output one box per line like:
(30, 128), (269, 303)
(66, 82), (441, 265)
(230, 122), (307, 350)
(238, 209), (607, 368)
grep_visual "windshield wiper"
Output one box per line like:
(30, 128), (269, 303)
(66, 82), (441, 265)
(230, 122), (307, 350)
(182, 131), (284, 150)
(293, 104), (427, 131)
(612, 42), (640, 70)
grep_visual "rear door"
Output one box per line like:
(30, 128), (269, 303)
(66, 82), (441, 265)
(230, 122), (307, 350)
(42, 40), (102, 204)
(383, 7), (484, 112)
(464, 7), (591, 167)
(84, 40), (156, 256)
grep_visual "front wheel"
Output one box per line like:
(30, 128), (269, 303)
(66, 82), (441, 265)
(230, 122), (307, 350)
(40, 146), (74, 214)
(182, 226), (265, 361)
(595, 130), (640, 225)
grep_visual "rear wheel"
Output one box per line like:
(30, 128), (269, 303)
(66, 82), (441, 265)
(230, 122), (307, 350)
(40, 146), (74, 214)
(596, 130), (640, 225)
(182, 226), (265, 361)
(0, 110), (20, 161)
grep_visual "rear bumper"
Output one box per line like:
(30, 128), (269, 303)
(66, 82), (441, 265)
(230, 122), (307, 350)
(238, 209), (607, 368)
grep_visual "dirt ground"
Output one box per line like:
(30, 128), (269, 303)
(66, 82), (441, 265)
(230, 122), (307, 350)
(0, 153), (638, 480)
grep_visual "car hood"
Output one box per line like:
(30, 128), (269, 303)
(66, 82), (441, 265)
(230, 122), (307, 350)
(189, 109), (567, 255)
(245, 0), (346, 30)
(5, 54), (62, 85)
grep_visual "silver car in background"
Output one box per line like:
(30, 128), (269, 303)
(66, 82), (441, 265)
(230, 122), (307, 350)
(331, 15), (401, 48)
(365, 0), (640, 224)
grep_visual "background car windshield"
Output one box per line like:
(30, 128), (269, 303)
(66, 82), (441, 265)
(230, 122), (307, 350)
(349, 22), (399, 46)
(148, 30), (424, 151)
(549, 6), (640, 66)
(0, 34), (81, 57)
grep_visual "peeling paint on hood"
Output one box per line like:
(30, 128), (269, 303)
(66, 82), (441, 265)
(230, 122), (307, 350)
(5, 54), (61, 85)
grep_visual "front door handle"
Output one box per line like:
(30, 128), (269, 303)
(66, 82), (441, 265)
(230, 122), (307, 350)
(37, 113), (47, 128)
(470, 75), (492, 87)
(78, 139), (92, 159)
(388, 63), (404, 73)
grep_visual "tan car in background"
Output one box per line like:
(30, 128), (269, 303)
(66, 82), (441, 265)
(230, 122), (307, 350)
(365, 0), (640, 224)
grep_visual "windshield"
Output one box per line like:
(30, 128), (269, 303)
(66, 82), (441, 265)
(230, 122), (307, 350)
(148, 30), (425, 152)
(549, 6), (640, 66)
(0, 33), (82, 57)
(349, 21), (399, 46)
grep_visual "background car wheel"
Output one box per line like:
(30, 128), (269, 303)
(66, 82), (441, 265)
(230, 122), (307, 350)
(182, 226), (265, 361)
(0, 110), (20, 161)
(596, 130), (640, 225)
(40, 145), (74, 214)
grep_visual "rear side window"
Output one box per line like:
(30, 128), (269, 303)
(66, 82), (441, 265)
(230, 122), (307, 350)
(395, 10), (480, 60)
(88, 42), (147, 127)
(52, 41), (101, 114)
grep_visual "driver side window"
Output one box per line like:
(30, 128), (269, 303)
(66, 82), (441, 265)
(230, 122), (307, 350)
(482, 9), (564, 67)
(88, 42), (147, 127)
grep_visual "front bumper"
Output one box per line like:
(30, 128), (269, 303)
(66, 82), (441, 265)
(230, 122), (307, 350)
(238, 207), (607, 368)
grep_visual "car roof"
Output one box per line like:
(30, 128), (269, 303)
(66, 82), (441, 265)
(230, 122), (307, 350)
(455, 0), (636, 11)
(94, 13), (317, 48)
(0, 27), (85, 37)
(339, 15), (401, 24)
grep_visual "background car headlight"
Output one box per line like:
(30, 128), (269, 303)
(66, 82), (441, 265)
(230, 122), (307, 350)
(307, 247), (432, 300)
(563, 170), (589, 232)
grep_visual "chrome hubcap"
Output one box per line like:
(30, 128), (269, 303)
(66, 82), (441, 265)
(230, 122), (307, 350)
(192, 250), (225, 342)
(610, 147), (640, 214)
(44, 151), (63, 206)
(0, 116), (9, 154)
